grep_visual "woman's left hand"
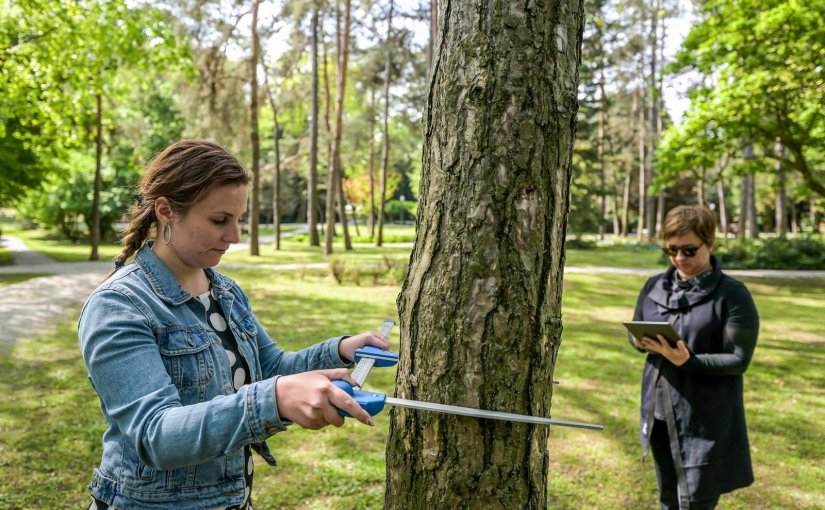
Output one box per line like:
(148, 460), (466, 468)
(338, 330), (391, 363)
(641, 335), (691, 367)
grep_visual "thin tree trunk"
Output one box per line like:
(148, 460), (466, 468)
(645, 0), (659, 241)
(308, 8), (320, 246)
(331, 0), (353, 251)
(248, 0), (261, 256)
(621, 161), (631, 237)
(376, 0), (394, 247)
(90, 92), (103, 261)
(717, 177), (728, 237)
(385, 0), (584, 506)
(742, 141), (758, 238)
(323, 28), (336, 254)
(636, 82), (646, 241)
(775, 141), (787, 238)
(258, 31), (282, 251)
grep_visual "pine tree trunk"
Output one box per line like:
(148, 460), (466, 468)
(774, 141), (787, 238)
(308, 8), (320, 246)
(90, 92), (103, 261)
(385, 1), (584, 507)
(331, 0), (352, 251)
(249, 0), (261, 256)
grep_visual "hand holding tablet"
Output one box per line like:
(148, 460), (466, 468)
(623, 321), (681, 347)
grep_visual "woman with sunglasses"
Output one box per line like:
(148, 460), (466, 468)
(628, 205), (759, 510)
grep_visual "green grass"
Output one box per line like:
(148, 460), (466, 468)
(0, 273), (50, 287)
(0, 246), (13, 266)
(2, 226), (122, 263)
(0, 231), (823, 508)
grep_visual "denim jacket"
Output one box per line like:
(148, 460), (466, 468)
(78, 243), (350, 509)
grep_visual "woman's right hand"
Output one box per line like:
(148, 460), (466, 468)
(274, 369), (374, 429)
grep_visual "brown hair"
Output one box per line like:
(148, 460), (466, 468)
(110, 140), (251, 274)
(661, 205), (717, 247)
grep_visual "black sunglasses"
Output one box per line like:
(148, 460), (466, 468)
(661, 243), (703, 258)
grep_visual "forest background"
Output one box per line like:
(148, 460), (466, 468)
(1, 0), (823, 261)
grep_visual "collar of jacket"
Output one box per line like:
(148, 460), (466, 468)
(135, 241), (233, 306)
(647, 255), (723, 311)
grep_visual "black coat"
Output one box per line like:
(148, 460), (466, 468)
(630, 256), (759, 499)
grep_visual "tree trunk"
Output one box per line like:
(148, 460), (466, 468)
(621, 161), (631, 237)
(774, 141), (787, 238)
(747, 173), (758, 238)
(636, 82), (646, 241)
(376, 0), (394, 248)
(308, 8), (320, 246)
(742, 141), (758, 238)
(90, 92), (103, 261)
(272, 115), (281, 250)
(716, 177), (728, 237)
(384, 1), (584, 507)
(332, 0), (353, 251)
(248, 0), (261, 256)
(644, 0), (659, 241)
(324, 27), (336, 254)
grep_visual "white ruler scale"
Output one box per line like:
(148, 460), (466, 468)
(351, 320), (397, 388)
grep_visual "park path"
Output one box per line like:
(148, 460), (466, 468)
(1, 233), (823, 347)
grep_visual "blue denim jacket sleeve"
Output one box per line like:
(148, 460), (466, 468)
(80, 288), (282, 471)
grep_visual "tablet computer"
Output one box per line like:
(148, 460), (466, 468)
(623, 321), (681, 347)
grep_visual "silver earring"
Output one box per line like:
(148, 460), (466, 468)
(162, 224), (172, 245)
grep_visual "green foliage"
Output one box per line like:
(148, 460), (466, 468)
(15, 151), (132, 242)
(715, 237), (825, 270)
(382, 199), (416, 223)
(662, 0), (825, 197)
(0, 0), (192, 203)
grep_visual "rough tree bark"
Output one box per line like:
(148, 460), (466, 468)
(384, 1), (584, 508)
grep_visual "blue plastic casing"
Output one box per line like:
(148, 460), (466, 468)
(332, 380), (388, 417)
(353, 346), (399, 367)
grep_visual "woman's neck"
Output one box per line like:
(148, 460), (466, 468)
(677, 263), (713, 281)
(151, 242), (210, 296)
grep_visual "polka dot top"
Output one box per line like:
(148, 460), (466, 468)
(194, 287), (255, 510)
(90, 286), (255, 510)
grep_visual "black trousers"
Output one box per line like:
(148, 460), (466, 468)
(650, 420), (720, 510)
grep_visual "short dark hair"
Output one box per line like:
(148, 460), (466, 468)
(661, 205), (717, 247)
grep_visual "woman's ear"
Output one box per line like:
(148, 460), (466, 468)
(154, 197), (176, 225)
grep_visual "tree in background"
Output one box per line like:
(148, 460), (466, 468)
(659, 0), (825, 233)
(385, 0), (585, 506)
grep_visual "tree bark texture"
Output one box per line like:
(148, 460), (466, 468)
(385, 1), (584, 508)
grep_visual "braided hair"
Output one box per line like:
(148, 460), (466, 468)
(107, 140), (251, 278)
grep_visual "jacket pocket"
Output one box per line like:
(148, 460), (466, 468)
(157, 328), (216, 389)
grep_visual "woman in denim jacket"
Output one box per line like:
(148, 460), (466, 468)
(79, 140), (388, 510)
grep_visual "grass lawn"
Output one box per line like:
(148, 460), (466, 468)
(0, 232), (822, 508)
(0, 273), (51, 287)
